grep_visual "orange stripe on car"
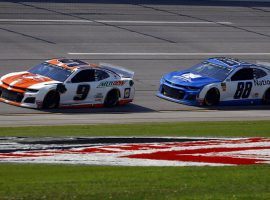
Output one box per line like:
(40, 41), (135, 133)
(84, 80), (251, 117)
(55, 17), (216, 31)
(2, 72), (52, 90)
(12, 76), (52, 89)
(0, 97), (21, 107)
(2, 72), (32, 85)
(0, 83), (25, 93)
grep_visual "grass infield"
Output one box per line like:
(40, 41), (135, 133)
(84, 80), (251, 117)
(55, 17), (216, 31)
(0, 120), (270, 137)
(0, 121), (270, 199)
(0, 164), (269, 200)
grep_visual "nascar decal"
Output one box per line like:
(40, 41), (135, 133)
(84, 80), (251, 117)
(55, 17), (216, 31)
(97, 81), (126, 88)
(0, 137), (269, 166)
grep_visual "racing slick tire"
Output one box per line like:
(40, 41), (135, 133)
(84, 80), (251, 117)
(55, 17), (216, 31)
(104, 89), (120, 107)
(42, 90), (60, 109)
(204, 88), (220, 106)
(263, 88), (270, 105)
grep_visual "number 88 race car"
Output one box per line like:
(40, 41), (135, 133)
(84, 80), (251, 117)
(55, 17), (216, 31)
(0, 59), (135, 109)
(157, 57), (270, 106)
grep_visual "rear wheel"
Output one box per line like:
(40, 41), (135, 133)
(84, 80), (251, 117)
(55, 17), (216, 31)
(42, 90), (60, 109)
(263, 89), (270, 104)
(204, 88), (220, 106)
(104, 89), (119, 107)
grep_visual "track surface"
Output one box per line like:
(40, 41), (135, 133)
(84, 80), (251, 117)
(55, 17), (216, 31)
(1, 1), (270, 125)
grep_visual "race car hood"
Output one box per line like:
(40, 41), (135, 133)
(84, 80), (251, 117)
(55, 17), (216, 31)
(164, 70), (220, 88)
(0, 71), (59, 89)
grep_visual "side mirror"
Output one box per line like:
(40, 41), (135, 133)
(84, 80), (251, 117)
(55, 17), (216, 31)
(225, 78), (231, 82)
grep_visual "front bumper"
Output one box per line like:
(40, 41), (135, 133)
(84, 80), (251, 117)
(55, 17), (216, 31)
(0, 86), (39, 108)
(157, 83), (203, 106)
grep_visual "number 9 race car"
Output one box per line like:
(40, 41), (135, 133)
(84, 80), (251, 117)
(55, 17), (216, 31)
(0, 59), (135, 109)
(157, 57), (270, 106)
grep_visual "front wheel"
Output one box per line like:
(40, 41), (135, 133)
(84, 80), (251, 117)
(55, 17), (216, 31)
(204, 88), (220, 106)
(104, 89), (119, 107)
(263, 89), (270, 105)
(42, 90), (60, 109)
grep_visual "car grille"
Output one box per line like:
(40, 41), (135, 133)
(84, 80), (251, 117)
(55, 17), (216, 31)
(0, 87), (24, 102)
(161, 84), (185, 100)
(165, 80), (199, 90)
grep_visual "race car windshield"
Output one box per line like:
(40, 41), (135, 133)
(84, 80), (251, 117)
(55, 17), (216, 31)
(189, 62), (232, 81)
(28, 62), (72, 82)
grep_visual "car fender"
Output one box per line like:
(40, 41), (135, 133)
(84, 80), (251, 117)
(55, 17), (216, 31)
(198, 82), (222, 100)
(35, 84), (60, 102)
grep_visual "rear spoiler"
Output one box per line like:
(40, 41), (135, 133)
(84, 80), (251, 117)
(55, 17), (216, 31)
(99, 63), (134, 78)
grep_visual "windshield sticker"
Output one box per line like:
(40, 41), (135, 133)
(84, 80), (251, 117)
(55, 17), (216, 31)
(97, 81), (126, 88)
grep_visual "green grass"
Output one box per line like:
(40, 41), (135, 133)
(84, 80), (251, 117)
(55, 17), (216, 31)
(0, 164), (269, 200)
(0, 120), (270, 137)
(1, 121), (269, 199)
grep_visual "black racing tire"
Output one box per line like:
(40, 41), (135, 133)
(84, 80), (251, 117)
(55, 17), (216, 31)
(204, 88), (220, 106)
(263, 89), (270, 105)
(42, 90), (60, 109)
(104, 89), (120, 107)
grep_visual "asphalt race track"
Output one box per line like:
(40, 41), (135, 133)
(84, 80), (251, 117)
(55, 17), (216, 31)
(1, 0), (270, 126)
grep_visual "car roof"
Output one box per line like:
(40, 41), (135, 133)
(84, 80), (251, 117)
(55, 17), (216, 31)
(206, 57), (254, 69)
(46, 58), (98, 71)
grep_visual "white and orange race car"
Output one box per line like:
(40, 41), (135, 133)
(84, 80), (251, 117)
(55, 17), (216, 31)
(0, 59), (135, 109)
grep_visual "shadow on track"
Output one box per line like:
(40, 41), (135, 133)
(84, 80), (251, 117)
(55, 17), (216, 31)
(42, 103), (156, 114)
(199, 105), (270, 111)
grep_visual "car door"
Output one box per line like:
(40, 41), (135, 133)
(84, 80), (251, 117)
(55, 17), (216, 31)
(225, 68), (254, 101)
(61, 69), (95, 105)
(252, 67), (268, 99)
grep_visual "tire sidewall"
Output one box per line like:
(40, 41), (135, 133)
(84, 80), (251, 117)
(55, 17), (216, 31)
(42, 90), (60, 109)
(104, 90), (119, 107)
(204, 88), (220, 106)
(263, 89), (270, 104)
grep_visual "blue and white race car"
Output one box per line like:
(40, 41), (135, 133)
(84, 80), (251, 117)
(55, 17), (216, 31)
(157, 57), (270, 106)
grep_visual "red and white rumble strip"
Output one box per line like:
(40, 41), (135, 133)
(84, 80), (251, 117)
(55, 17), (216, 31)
(0, 137), (270, 166)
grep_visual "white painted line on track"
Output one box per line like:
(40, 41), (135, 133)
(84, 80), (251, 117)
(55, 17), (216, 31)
(0, 19), (233, 25)
(68, 52), (270, 56)
(97, 20), (233, 24)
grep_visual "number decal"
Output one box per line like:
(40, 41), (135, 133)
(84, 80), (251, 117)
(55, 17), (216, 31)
(242, 82), (252, 98)
(74, 84), (90, 100)
(234, 82), (244, 99)
(234, 82), (252, 99)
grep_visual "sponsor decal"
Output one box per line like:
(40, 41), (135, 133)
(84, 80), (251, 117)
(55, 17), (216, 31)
(254, 79), (270, 86)
(94, 93), (103, 102)
(0, 137), (269, 166)
(22, 75), (47, 81)
(124, 88), (131, 99)
(97, 81), (126, 88)
(173, 73), (201, 82)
